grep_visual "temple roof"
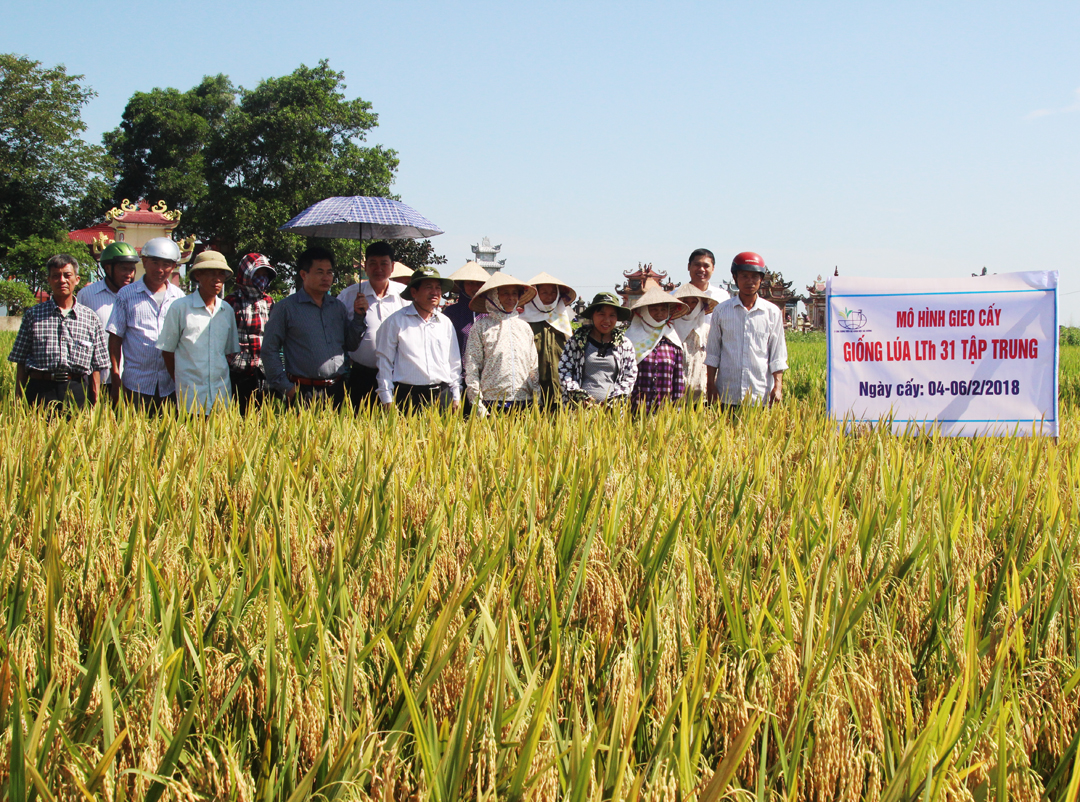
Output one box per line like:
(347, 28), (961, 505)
(106, 199), (182, 226)
(68, 223), (115, 245)
(471, 236), (501, 256)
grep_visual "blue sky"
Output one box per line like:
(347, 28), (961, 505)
(3, 1), (1078, 320)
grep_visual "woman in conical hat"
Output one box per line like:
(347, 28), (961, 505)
(625, 285), (689, 411)
(671, 283), (720, 401)
(463, 273), (540, 416)
(443, 261), (493, 357)
(557, 292), (638, 407)
(520, 271), (576, 408)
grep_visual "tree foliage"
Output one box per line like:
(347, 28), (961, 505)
(105, 60), (420, 288)
(0, 279), (36, 315)
(1, 233), (94, 292)
(0, 54), (109, 257)
(103, 74), (234, 223)
(393, 239), (448, 272)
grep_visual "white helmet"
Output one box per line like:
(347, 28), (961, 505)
(141, 237), (181, 263)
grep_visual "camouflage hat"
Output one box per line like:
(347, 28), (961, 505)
(401, 267), (456, 299)
(580, 291), (631, 322)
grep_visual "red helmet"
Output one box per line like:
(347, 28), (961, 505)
(731, 251), (767, 276)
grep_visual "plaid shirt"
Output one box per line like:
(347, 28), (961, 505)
(630, 338), (685, 410)
(224, 290), (273, 373)
(8, 299), (109, 375)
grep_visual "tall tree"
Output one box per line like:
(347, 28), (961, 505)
(104, 74), (234, 227)
(204, 60), (400, 283)
(0, 54), (108, 257)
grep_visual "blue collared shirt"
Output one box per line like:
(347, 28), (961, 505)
(262, 288), (366, 395)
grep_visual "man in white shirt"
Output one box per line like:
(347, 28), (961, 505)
(687, 248), (727, 302)
(337, 241), (408, 408)
(106, 237), (186, 411)
(79, 241), (139, 388)
(705, 251), (788, 406)
(375, 267), (462, 411)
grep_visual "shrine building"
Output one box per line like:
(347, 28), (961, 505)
(69, 199), (195, 278)
(615, 263), (678, 306)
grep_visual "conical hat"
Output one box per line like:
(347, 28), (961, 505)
(526, 271), (577, 303)
(389, 261), (413, 284)
(468, 272), (537, 313)
(672, 283), (719, 314)
(449, 261), (493, 283)
(630, 286), (689, 319)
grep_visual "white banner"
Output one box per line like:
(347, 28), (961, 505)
(827, 271), (1058, 437)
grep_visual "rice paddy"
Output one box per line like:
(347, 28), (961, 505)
(1, 331), (1079, 800)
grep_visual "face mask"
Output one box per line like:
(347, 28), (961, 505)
(253, 274), (271, 292)
(643, 309), (669, 328)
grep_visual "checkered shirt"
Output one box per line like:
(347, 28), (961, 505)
(224, 290), (273, 373)
(8, 299), (109, 374)
(630, 338), (685, 410)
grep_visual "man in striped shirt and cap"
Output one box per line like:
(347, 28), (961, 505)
(106, 237), (186, 411)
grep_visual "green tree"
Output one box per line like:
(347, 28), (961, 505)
(99, 61), (426, 291)
(0, 279), (36, 315)
(0, 54), (109, 257)
(393, 239), (447, 271)
(104, 74), (234, 226)
(1, 234), (95, 292)
(203, 60), (400, 285)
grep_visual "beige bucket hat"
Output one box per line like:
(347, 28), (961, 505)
(630, 285), (688, 319)
(526, 271), (577, 303)
(449, 261), (493, 284)
(672, 283), (720, 314)
(469, 272), (537, 313)
(188, 250), (232, 276)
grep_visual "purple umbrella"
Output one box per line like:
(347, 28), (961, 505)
(279, 196), (444, 240)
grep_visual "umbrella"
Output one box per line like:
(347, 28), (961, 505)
(279, 196), (443, 240)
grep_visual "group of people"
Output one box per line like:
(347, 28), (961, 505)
(8, 240), (789, 415)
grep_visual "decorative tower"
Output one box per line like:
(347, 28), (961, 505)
(471, 237), (506, 275)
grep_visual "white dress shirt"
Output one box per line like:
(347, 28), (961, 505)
(107, 279), (185, 396)
(156, 292), (241, 413)
(704, 296), (788, 405)
(375, 305), (462, 404)
(338, 280), (408, 368)
(78, 279), (121, 384)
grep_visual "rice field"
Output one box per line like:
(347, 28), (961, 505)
(1, 330), (1080, 800)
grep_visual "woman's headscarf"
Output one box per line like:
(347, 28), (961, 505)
(519, 295), (573, 337)
(235, 253), (275, 302)
(626, 307), (683, 363)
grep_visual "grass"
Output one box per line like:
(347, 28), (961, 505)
(0, 332), (1078, 799)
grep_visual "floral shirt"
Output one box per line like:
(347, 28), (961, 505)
(557, 325), (637, 405)
(463, 306), (540, 415)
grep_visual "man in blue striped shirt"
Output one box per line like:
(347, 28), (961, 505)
(106, 237), (185, 410)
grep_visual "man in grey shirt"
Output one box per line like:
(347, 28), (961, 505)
(263, 246), (368, 407)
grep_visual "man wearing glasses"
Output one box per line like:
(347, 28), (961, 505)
(262, 247), (368, 407)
